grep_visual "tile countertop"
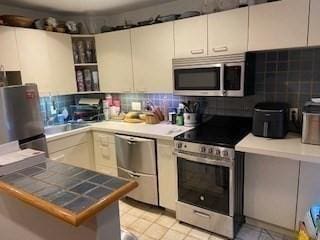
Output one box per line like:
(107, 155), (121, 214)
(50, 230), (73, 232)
(0, 160), (138, 226)
(46, 121), (193, 142)
(235, 133), (320, 164)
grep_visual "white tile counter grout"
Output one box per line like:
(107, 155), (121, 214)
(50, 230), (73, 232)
(236, 133), (320, 164)
(46, 121), (193, 142)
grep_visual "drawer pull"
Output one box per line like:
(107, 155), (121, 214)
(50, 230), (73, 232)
(128, 172), (140, 179)
(51, 155), (65, 161)
(193, 210), (211, 219)
(191, 49), (204, 55)
(213, 46), (228, 52)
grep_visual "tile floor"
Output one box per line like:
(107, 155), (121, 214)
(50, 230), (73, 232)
(119, 199), (295, 240)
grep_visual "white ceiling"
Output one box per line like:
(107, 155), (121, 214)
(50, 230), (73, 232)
(0, 0), (177, 15)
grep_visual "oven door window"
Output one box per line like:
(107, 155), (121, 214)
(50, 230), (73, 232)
(177, 158), (229, 215)
(224, 64), (243, 91)
(174, 67), (221, 90)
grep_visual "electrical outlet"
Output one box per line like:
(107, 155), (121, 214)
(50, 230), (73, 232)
(289, 108), (298, 121)
(131, 102), (142, 111)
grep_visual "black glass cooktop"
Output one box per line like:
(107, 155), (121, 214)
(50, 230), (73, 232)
(175, 115), (252, 148)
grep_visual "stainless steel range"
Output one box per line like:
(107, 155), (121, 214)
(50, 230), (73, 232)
(174, 116), (252, 239)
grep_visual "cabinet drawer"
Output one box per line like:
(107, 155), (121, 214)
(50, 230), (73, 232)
(48, 133), (89, 154)
(94, 144), (117, 167)
(176, 201), (233, 238)
(93, 131), (115, 145)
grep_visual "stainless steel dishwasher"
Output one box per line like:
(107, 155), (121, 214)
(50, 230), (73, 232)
(115, 134), (159, 206)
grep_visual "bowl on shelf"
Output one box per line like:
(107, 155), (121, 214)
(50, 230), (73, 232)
(1, 15), (34, 28)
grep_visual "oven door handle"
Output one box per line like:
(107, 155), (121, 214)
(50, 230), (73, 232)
(173, 151), (232, 168)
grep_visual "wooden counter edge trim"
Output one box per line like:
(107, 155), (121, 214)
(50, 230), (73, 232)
(0, 181), (77, 225)
(74, 180), (138, 226)
(0, 180), (138, 227)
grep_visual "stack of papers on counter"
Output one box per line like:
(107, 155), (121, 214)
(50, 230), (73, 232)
(0, 141), (46, 176)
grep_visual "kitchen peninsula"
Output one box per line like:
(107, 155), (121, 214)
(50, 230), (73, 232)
(0, 160), (137, 240)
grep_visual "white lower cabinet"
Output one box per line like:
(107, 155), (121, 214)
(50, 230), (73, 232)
(244, 153), (299, 230)
(157, 140), (177, 211)
(48, 132), (94, 170)
(296, 162), (320, 230)
(93, 131), (118, 176)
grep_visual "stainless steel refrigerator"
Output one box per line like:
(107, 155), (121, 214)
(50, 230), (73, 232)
(0, 84), (48, 155)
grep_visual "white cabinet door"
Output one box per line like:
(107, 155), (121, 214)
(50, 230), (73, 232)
(16, 28), (52, 93)
(95, 30), (134, 93)
(131, 22), (174, 93)
(296, 162), (320, 230)
(50, 142), (92, 170)
(244, 153), (299, 230)
(46, 32), (77, 94)
(157, 140), (177, 211)
(308, 0), (320, 46)
(248, 0), (309, 51)
(208, 7), (248, 56)
(0, 26), (20, 71)
(174, 15), (208, 58)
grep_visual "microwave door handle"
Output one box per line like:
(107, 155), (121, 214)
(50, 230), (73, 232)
(263, 121), (269, 137)
(220, 65), (225, 96)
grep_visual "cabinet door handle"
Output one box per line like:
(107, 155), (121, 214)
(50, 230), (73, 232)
(51, 155), (65, 161)
(213, 46), (228, 52)
(190, 49), (204, 55)
(128, 172), (140, 179)
(193, 210), (211, 219)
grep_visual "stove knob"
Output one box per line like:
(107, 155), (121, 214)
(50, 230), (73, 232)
(200, 147), (206, 153)
(223, 150), (229, 157)
(208, 148), (213, 154)
(215, 149), (221, 156)
(177, 142), (183, 149)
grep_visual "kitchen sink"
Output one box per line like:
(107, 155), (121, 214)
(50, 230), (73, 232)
(44, 123), (89, 136)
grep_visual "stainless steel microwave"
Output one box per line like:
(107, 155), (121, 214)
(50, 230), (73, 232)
(173, 53), (254, 97)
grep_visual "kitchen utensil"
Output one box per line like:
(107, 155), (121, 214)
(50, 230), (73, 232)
(145, 113), (160, 124)
(65, 21), (80, 34)
(46, 17), (58, 28)
(178, 11), (201, 19)
(1, 15), (34, 28)
(124, 118), (144, 123)
(126, 112), (139, 119)
(101, 25), (113, 33)
(137, 18), (154, 26)
(34, 19), (45, 30)
(183, 113), (198, 127)
(156, 14), (180, 23)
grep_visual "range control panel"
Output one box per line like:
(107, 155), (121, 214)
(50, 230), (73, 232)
(174, 141), (235, 161)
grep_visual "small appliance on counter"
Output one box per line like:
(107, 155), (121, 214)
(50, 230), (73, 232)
(252, 102), (289, 139)
(302, 102), (320, 145)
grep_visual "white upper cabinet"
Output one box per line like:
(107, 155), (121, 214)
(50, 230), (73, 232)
(46, 32), (77, 94)
(174, 15), (208, 58)
(308, 0), (320, 46)
(248, 0), (309, 51)
(16, 28), (52, 93)
(131, 22), (174, 93)
(16, 29), (76, 94)
(208, 7), (248, 56)
(95, 30), (134, 93)
(0, 26), (20, 71)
